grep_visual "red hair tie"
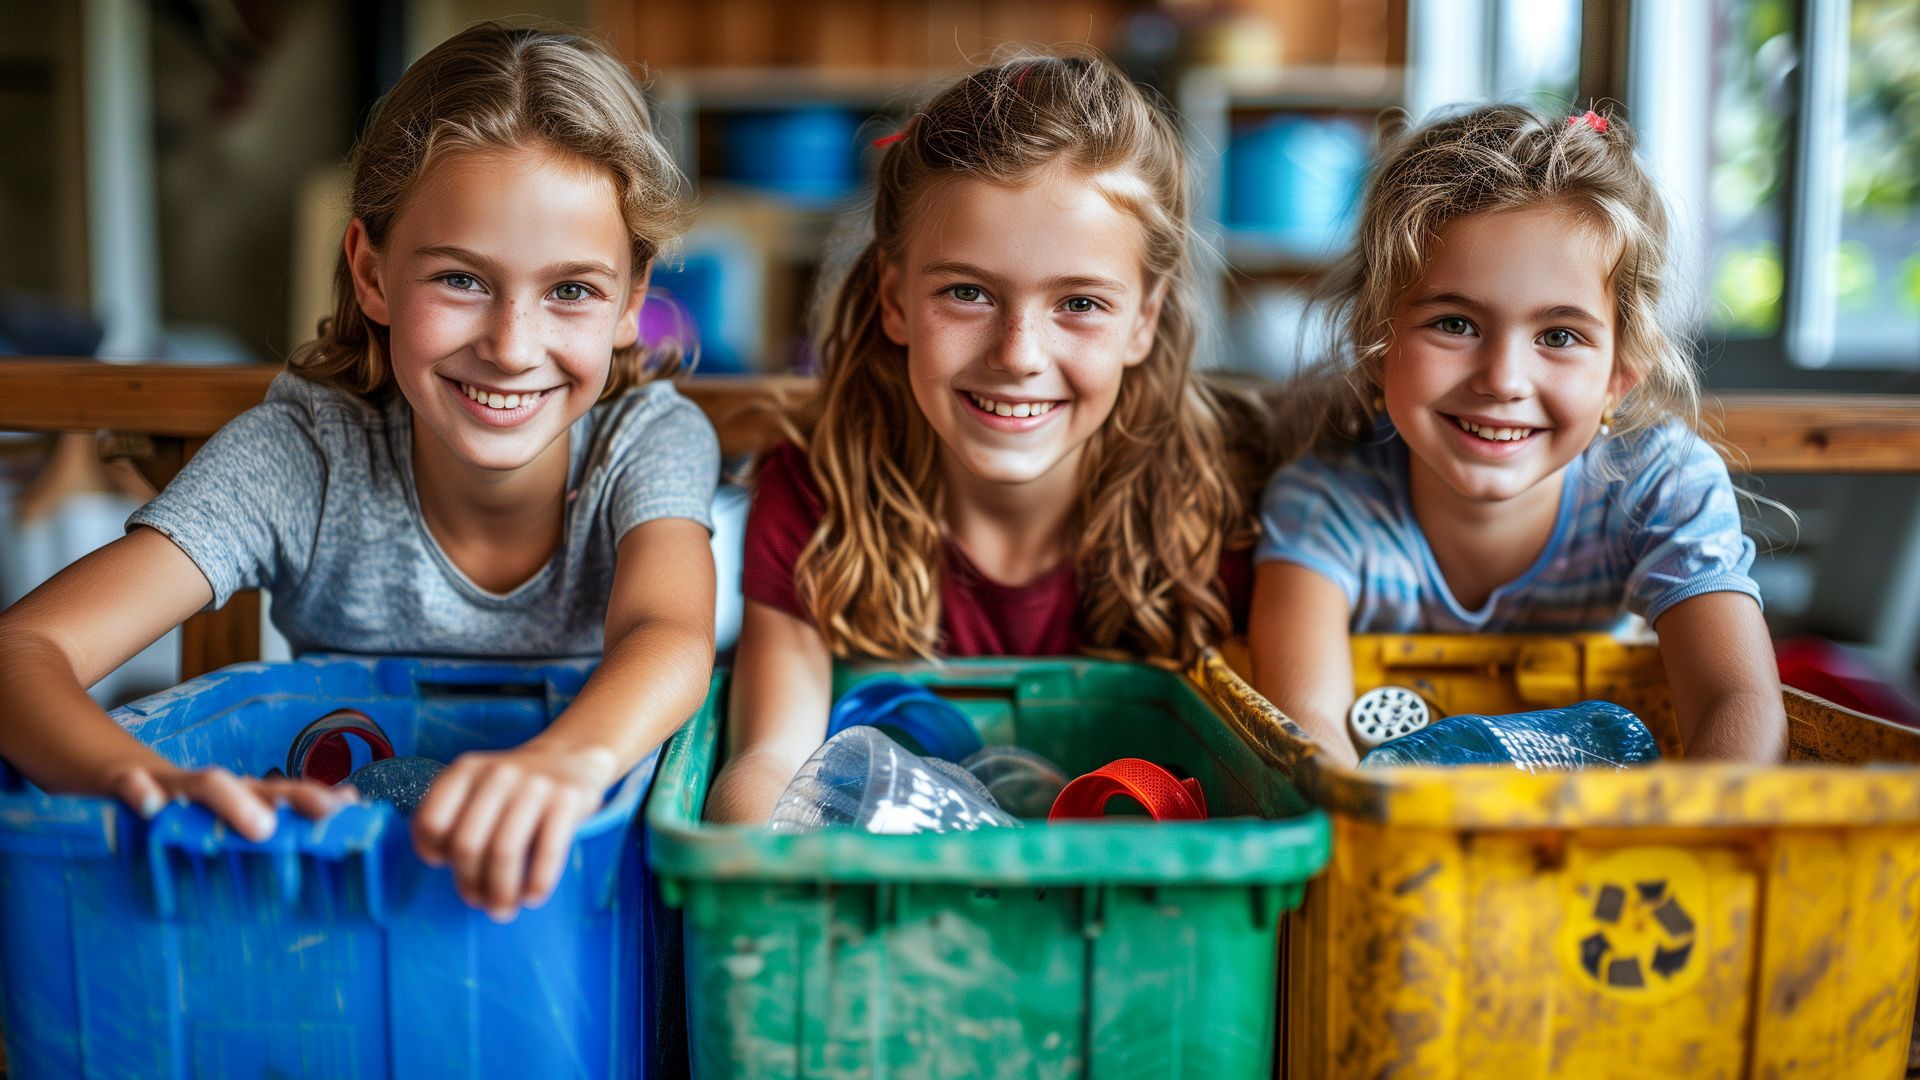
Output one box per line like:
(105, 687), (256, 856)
(1569, 110), (1609, 133)
(872, 116), (916, 149)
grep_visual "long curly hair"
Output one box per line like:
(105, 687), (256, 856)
(1288, 102), (1703, 480)
(790, 52), (1258, 664)
(288, 23), (686, 400)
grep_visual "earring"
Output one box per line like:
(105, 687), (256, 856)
(1598, 398), (1615, 437)
(1371, 392), (1385, 413)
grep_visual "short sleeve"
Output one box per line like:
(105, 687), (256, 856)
(740, 443), (820, 622)
(125, 400), (325, 609)
(1620, 429), (1762, 623)
(1255, 457), (1367, 604)
(604, 388), (720, 538)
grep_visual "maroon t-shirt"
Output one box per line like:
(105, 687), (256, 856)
(741, 443), (1251, 658)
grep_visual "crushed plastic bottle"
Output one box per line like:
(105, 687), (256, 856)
(1357, 700), (1660, 772)
(959, 746), (1068, 819)
(340, 755), (446, 815)
(769, 726), (1020, 835)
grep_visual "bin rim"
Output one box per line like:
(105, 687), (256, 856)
(645, 663), (1332, 887)
(1196, 649), (1920, 830)
(0, 654), (653, 858)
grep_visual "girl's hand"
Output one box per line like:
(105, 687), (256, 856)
(410, 742), (619, 921)
(1247, 561), (1363, 769)
(107, 761), (357, 841)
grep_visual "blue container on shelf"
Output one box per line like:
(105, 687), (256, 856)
(0, 655), (661, 1079)
(722, 106), (862, 202)
(1224, 115), (1370, 257)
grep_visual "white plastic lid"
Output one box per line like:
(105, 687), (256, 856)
(1348, 686), (1432, 749)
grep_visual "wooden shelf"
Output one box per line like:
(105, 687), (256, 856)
(1178, 64), (1405, 113)
(652, 67), (957, 110)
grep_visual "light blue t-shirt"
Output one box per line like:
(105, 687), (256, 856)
(1256, 420), (1760, 633)
(128, 372), (719, 657)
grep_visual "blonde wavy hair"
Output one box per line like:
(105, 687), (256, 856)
(790, 52), (1259, 664)
(289, 22), (685, 401)
(1291, 102), (1704, 479)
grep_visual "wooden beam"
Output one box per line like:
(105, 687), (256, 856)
(1708, 393), (1920, 474)
(7, 358), (1920, 473)
(0, 359), (277, 437)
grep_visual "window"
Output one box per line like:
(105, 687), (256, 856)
(1692, 0), (1920, 374)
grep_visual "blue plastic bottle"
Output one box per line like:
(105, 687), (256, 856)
(826, 675), (984, 762)
(1358, 700), (1660, 771)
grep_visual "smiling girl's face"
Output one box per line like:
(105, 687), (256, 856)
(879, 165), (1164, 492)
(1382, 202), (1636, 508)
(349, 143), (645, 476)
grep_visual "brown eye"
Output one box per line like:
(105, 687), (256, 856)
(947, 285), (985, 303)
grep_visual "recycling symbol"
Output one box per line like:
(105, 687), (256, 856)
(1564, 848), (1707, 1001)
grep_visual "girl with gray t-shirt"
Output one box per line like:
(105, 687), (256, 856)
(0, 25), (718, 921)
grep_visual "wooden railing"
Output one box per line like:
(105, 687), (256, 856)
(4, 357), (1919, 676)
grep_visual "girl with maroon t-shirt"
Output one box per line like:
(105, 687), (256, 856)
(706, 55), (1264, 823)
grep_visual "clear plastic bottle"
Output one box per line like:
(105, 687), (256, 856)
(959, 746), (1068, 819)
(1358, 700), (1660, 772)
(768, 727), (1020, 834)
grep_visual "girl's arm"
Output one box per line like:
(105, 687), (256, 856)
(0, 527), (352, 836)
(1247, 561), (1362, 768)
(410, 517), (716, 920)
(1653, 592), (1787, 763)
(702, 599), (834, 825)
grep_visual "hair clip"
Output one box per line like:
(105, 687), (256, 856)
(1569, 110), (1609, 133)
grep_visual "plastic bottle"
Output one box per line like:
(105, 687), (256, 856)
(768, 727), (1019, 835)
(1357, 700), (1660, 772)
(959, 746), (1068, 819)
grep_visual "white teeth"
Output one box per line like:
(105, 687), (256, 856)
(1454, 416), (1532, 441)
(462, 383), (541, 410)
(968, 392), (1056, 418)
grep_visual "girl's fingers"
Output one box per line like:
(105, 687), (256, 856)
(481, 779), (552, 918)
(446, 767), (521, 906)
(187, 768), (278, 841)
(524, 794), (586, 908)
(411, 761), (480, 864)
(109, 766), (168, 820)
(261, 778), (354, 820)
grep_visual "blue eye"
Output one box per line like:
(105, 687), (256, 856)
(553, 282), (591, 302)
(946, 285), (986, 304)
(1063, 296), (1097, 313)
(1541, 328), (1577, 348)
(442, 273), (479, 292)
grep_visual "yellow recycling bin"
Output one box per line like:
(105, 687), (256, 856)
(1198, 633), (1920, 1079)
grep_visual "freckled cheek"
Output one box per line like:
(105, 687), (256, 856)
(388, 294), (486, 366)
(911, 313), (994, 382)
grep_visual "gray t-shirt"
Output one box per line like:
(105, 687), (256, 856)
(128, 372), (718, 657)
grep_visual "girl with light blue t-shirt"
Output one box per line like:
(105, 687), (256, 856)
(1250, 104), (1785, 767)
